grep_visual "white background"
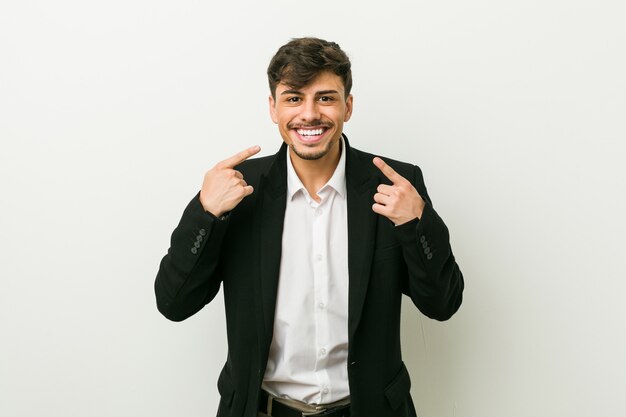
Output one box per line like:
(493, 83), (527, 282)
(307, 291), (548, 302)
(1, 1), (625, 416)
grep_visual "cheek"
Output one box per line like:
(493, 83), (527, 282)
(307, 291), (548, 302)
(278, 116), (291, 129)
(326, 107), (345, 119)
(275, 110), (293, 125)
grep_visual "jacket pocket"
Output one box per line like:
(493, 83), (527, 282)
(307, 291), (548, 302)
(384, 362), (411, 410)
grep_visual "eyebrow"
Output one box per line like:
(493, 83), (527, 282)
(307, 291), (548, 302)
(316, 90), (340, 96)
(280, 89), (341, 96)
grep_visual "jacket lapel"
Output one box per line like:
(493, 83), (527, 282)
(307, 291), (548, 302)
(255, 144), (288, 352)
(345, 138), (379, 339)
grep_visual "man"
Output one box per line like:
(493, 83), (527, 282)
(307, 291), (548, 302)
(155, 37), (464, 417)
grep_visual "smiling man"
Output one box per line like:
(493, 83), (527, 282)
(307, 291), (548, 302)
(155, 37), (464, 417)
(270, 70), (351, 161)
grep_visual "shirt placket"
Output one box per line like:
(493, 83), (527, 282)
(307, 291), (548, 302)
(311, 191), (332, 403)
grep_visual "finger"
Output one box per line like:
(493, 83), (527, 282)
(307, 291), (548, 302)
(376, 184), (395, 196)
(373, 157), (402, 184)
(233, 170), (244, 180)
(218, 145), (261, 169)
(372, 203), (390, 217)
(242, 185), (254, 197)
(373, 192), (390, 205)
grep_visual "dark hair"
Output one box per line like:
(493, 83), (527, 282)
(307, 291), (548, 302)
(267, 37), (352, 99)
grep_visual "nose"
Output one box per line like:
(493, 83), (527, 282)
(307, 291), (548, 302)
(300, 99), (321, 122)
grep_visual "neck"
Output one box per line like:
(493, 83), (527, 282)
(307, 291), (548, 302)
(289, 140), (342, 202)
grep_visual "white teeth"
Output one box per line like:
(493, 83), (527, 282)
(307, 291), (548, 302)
(297, 128), (324, 136)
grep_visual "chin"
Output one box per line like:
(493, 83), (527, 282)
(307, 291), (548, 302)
(290, 138), (339, 161)
(291, 147), (329, 161)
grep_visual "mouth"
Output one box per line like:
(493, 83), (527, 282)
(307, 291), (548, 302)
(292, 126), (330, 144)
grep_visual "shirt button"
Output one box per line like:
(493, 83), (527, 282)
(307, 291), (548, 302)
(321, 387), (329, 395)
(315, 208), (323, 216)
(316, 254), (323, 262)
(319, 348), (327, 356)
(318, 302), (326, 309)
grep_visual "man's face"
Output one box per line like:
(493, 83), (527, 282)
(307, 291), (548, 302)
(269, 71), (353, 162)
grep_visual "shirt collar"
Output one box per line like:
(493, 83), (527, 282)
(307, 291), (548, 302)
(286, 137), (347, 201)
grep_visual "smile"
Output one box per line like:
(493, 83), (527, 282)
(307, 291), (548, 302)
(293, 126), (330, 144)
(296, 128), (326, 136)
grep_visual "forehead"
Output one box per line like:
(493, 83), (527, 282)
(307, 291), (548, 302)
(277, 71), (345, 94)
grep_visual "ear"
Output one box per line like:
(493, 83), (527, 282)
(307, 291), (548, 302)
(343, 94), (354, 122)
(268, 95), (278, 124)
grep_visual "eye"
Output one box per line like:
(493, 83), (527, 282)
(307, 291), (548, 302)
(319, 96), (335, 102)
(286, 96), (301, 103)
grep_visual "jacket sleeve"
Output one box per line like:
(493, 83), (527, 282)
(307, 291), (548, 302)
(154, 193), (230, 322)
(395, 165), (464, 321)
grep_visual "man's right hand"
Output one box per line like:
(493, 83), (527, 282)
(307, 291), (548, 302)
(200, 145), (261, 218)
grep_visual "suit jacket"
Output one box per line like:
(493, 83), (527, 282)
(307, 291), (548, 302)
(155, 136), (464, 417)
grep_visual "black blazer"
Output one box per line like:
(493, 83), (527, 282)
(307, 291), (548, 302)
(155, 136), (464, 417)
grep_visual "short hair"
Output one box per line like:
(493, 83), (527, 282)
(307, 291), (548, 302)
(267, 37), (352, 99)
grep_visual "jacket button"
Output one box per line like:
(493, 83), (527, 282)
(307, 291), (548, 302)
(426, 253), (433, 260)
(422, 241), (428, 249)
(191, 247), (198, 254)
(199, 229), (207, 236)
(196, 235), (203, 242)
(194, 241), (201, 248)
(420, 235), (426, 243)
(424, 247), (431, 254)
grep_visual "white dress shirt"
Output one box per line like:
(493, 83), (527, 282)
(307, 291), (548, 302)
(262, 140), (350, 405)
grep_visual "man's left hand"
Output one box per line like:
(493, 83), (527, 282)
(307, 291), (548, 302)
(372, 157), (426, 225)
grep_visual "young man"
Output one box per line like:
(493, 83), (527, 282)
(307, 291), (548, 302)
(155, 37), (464, 417)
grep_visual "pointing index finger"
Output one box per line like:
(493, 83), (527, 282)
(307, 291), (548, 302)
(373, 157), (401, 184)
(219, 145), (261, 168)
